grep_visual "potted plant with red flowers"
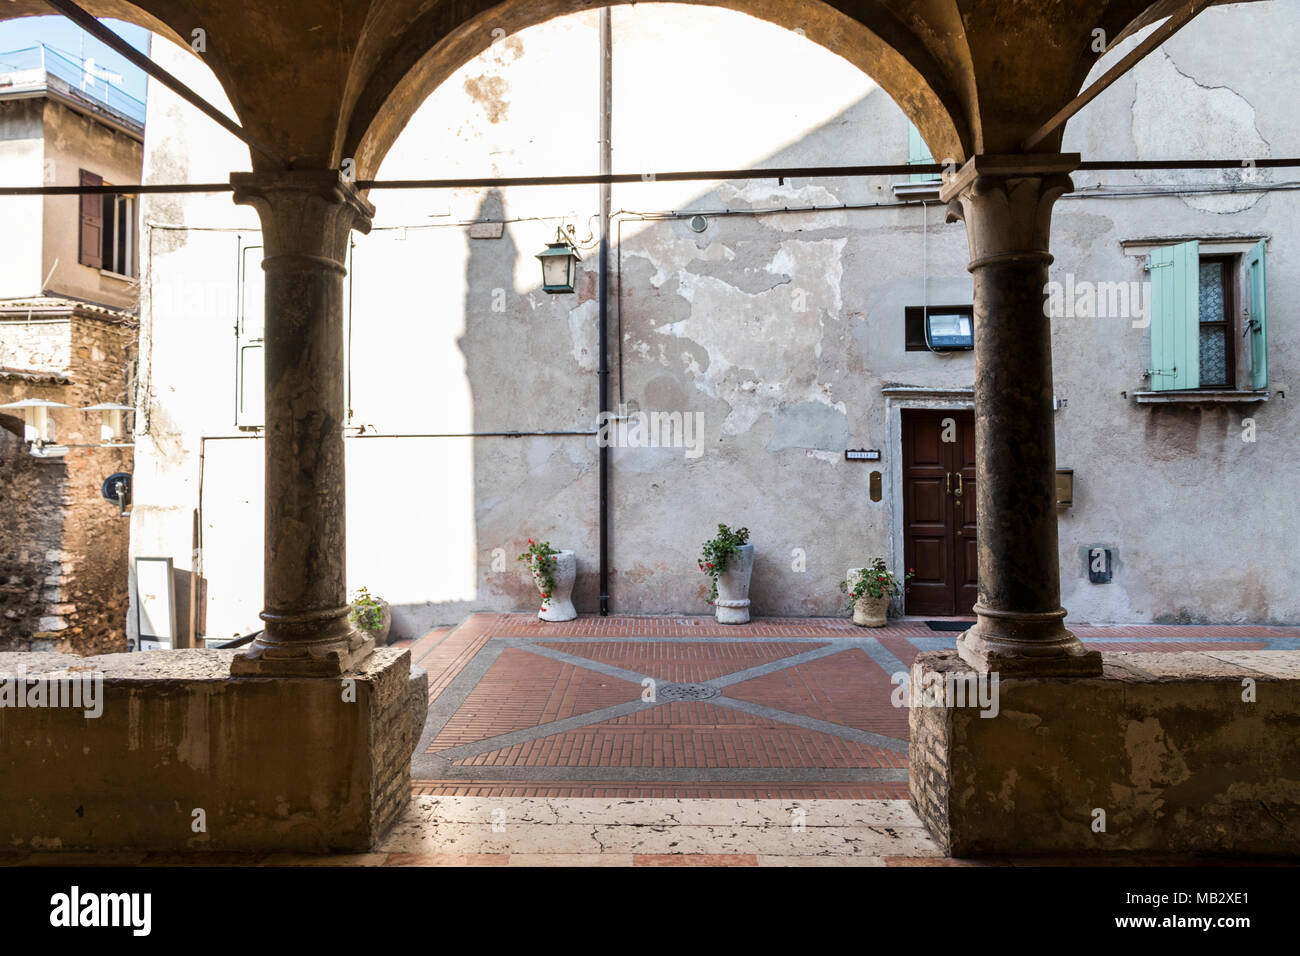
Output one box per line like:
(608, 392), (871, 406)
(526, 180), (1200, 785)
(698, 524), (753, 624)
(840, 559), (913, 627)
(518, 538), (577, 622)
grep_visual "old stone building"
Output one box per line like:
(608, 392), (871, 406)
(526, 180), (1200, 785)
(0, 41), (141, 653)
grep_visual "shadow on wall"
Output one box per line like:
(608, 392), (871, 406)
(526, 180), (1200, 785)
(378, 88), (914, 637)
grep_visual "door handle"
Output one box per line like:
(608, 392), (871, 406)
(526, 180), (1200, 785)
(945, 472), (952, 495)
(954, 473), (963, 500)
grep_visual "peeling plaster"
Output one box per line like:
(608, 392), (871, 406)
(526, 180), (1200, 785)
(653, 237), (847, 434)
(566, 299), (600, 371)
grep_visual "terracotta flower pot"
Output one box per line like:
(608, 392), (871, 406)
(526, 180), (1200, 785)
(715, 543), (754, 624)
(535, 550), (577, 622)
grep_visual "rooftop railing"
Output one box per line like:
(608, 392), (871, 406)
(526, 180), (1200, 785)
(0, 44), (146, 128)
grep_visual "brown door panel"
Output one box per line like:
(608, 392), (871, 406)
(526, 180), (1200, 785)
(909, 477), (948, 525)
(910, 536), (947, 583)
(907, 419), (946, 467)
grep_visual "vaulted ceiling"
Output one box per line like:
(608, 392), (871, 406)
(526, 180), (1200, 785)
(2, 0), (1257, 177)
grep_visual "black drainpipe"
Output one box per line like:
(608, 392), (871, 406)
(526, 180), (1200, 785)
(598, 6), (612, 615)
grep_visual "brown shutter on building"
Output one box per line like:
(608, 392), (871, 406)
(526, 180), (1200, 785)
(79, 169), (103, 269)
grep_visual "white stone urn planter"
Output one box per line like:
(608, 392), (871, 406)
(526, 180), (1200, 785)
(352, 596), (392, 645)
(536, 549), (577, 622)
(847, 568), (890, 627)
(715, 543), (754, 624)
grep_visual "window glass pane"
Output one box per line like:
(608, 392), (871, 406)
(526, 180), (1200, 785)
(1198, 261), (1224, 321)
(1199, 326), (1227, 384)
(1198, 261), (1228, 385)
(101, 195), (116, 268)
(117, 197), (128, 274)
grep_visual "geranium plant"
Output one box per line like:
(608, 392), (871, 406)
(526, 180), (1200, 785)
(518, 538), (559, 608)
(349, 586), (384, 632)
(697, 523), (750, 604)
(840, 559), (914, 613)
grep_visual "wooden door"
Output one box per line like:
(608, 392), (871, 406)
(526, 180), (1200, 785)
(901, 409), (977, 616)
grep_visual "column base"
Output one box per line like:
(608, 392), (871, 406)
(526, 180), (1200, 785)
(231, 629), (376, 677)
(957, 603), (1102, 677)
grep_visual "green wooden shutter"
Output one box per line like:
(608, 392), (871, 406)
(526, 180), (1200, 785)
(1246, 238), (1268, 390)
(908, 123), (936, 183)
(1147, 240), (1199, 391)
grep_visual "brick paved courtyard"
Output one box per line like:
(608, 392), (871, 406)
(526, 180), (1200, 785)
(397, 613), (1300, 800)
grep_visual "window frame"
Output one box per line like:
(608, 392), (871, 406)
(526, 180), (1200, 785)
(99, 190), (137, 279)
(1125, 235), (1269, 401)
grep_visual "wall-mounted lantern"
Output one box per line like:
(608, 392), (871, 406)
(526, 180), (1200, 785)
(0, 397), (70, 454)
(83, 402), (134, 444)
(536, 228), (582, 294)
(1056, 468), (1074, 508)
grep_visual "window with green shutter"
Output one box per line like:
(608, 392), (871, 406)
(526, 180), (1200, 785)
(1144, 238), (1270, 395)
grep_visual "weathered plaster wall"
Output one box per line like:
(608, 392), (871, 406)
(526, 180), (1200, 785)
(1052, 3), (1299, 624)
(132, 3), (1299, 640)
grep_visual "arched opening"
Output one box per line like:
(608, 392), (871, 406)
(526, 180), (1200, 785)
(345, 0), (969, 180)
(133, 3), (972, 640)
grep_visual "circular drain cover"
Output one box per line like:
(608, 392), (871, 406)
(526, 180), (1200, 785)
(657, 682), (719, 702)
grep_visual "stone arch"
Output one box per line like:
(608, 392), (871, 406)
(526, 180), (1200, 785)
(343, 0), (972, 181)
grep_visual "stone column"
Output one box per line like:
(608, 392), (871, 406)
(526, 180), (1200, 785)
(228, 170), (375, 677)
(941, 155), (1102, 677)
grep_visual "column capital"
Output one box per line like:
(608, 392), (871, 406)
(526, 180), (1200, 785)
(941, 154), (1079, 270)
(230, 169), (374, 267)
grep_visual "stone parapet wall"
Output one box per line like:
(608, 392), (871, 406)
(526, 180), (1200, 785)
(910, 650), (1300, 857)
(0, 647), (422, 852)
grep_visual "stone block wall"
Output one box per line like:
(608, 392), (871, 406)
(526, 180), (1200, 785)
(0, 307), (136, 654)
(0, 318), (72, 371)
(0, 425), (67, 640)
(910, 650), (1300, 857)
(0, 647), (422, 852)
